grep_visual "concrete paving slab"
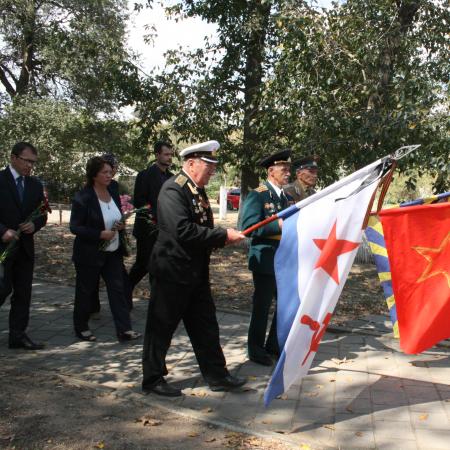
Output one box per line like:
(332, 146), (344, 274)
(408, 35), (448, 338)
(1, 281), (449, 449)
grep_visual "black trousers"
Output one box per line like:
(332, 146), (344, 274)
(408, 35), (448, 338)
(142, 278), (228, 388)
(90, 265), (132, 313)
(0, 247), (34, 338)
(128, 233), (157, 291)
(248, 272), (279, 358)
(74, 251), (132, 335)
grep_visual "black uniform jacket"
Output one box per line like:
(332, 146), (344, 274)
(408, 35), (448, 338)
(70, 185), (126, 267)
(132, 163), (173, 239)
(149, 171), (227, 285)
(0, 167), (47, 258)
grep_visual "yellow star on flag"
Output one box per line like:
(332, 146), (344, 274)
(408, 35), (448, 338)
(413, 231), (450, 288)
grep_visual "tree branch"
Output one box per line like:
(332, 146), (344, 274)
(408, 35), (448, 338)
(0, 63), (19, 84)
(0, 66), (17, 97)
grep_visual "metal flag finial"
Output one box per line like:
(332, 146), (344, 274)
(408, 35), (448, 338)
(391, 144), (421, 161)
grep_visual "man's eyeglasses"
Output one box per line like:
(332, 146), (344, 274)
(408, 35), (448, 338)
(15, 155), (38, 166)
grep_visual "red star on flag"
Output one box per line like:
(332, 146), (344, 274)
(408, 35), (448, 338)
(313, 220), (360, 284)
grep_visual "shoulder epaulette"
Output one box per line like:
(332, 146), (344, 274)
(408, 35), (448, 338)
(254, 185), (268, 193)
(174, 174), (187, 187)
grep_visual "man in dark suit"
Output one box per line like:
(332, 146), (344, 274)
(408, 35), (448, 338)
(0, 142), (47, 350)
(241, 149), (291, 366)
(142, 141), (246, 397)
(128, 141), (174, 293)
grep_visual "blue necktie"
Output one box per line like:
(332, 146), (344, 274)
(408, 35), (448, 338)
(16, 176), (24, 202)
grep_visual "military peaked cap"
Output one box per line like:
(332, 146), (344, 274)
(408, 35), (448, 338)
(294, 155), (319, 171)
(258, 149), (292, 169)
(179, 140), (220, 163)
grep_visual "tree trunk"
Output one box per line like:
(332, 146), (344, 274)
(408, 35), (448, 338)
(15, 2), (37, 96)
(240, 0), (271, 202)
(368, 0), (420, 111)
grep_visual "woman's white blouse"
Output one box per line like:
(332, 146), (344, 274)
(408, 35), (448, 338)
(99, 199), (122, 252)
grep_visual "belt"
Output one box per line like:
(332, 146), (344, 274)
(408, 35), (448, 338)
(265, 235), (281, 241)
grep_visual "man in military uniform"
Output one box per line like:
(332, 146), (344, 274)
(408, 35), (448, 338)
(142, 141), (247, 397)
(283, 155), (318, 202)
(241, 149), (291, 366)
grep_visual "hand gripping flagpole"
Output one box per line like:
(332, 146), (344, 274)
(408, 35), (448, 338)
(242, 145), (420, 236)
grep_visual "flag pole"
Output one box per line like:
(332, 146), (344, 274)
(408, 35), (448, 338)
(241, 145), (420, 236)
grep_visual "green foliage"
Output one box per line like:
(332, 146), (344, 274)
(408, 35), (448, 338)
(141, 0), (448, 193)
(0, 97), (141, 200)
(0, 0), (138, 112)
(262, 0), (449, 190)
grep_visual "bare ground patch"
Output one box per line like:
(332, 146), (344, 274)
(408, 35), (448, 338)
(35, 222), (386, 325)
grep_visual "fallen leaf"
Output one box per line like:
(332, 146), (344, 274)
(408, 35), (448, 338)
(323, 424), (335, 430)
(248, 376), (257, 381)
(331, 357), (347, 365)
(204, 437), (216, 443)
(345, 406), (354, 413)
(94, 442), (105, 449)
(329, 378), (336, 382)
(261, 420), (272, 424)
(202, 407), (213, 413)
(190, 390), (208, 397)
(306, 392), (319, 397)
(300, 444), (311, 450)
(355, 432), (363, 437)
(188, 432), (200, 437)
(137, 415), (162, 427)
(316, 384), (324, 389)
(419, 414), (428, 421)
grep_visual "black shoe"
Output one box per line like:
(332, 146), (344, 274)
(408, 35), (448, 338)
(143, 378), (182, 397)
(117, 330), (141, 342)
(249, 353), (273, 366)
(207, 375), (247, 392)
(76, 330), (97, 342)
(8, 334), (45, 350)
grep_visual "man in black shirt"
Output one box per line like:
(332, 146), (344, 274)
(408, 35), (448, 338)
(128, 141), (174, 293)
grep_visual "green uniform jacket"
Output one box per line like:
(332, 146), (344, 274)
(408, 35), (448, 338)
(283, 180), (316, 203)
(241, 182), (288, 275)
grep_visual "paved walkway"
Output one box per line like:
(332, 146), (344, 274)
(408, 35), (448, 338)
(1, 281), (449, 450)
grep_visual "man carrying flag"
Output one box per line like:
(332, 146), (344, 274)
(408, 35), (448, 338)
(264, 161), (385, 405)
(241, 149), (291, 366)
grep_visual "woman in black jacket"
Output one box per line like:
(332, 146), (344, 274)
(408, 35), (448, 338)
(70, 156), (140, 342)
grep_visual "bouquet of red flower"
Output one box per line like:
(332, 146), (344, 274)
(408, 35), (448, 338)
(99, 195), (151, 253)
(0, 199), (52, 264)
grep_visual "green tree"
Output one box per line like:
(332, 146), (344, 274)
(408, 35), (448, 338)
(139, 0), (448, 194)
(0, 97), (141, 200)
(260, 0), (449, 189)
(0, 0), (138, 112)
(138, 0), (280, 198)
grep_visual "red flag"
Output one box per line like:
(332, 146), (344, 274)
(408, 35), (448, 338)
(379, 202), (450, 354)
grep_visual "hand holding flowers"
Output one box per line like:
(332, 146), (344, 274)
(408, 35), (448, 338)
(99, 195), (151, 252)
(0, 199), (51, 264)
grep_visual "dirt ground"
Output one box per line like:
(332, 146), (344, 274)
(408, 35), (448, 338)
(34, 222), (386, 325)
(0, 365), (292, 450)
